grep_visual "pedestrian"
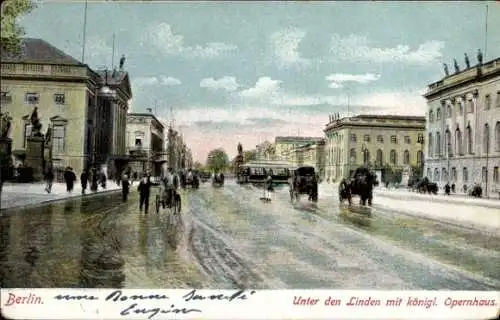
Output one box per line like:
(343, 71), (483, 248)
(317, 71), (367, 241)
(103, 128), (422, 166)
(137, 175), (153, 214)
(63, 167), (76, 193)
(80, 169), (89, 194)
(122, 174), (130, 202)
(100, 170), (107, 189)
(44, 167), (54, 194)
(265, 174), (274, 200)
(90, 167), (98, 192)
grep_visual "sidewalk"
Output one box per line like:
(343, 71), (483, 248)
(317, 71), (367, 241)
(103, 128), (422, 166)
(1, 182), (122, 211)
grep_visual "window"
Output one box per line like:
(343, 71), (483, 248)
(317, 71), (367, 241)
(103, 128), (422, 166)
(54, 93), (65, 105)
(435, 132), (441, 155)
(349, 148), (356, 164)
(466, 124), (472, 154)
(376, 135), (383, 143)
(429, 110), (434, 122)
(451, 167), (457, 182)
(24, 92), (39, 104)
(390, 135), (397, 144)
(463, 167), (469, 183)
(364, 134), (370, 142)
(436, 108), (441, 120)
(417, 151), (424, 166)
(459, 101), (464, 115)
(434, 168), (440, 181)
(445, 129), (452, 156)
(467, 99), (474, 113)
(455, 128), (463, 155)
(442, 168), (448, 181)
(428, 133), (433, 157)
(494, 167), (499, 183)
(389, 149), (397, 165)
(350, 134), (357, 142)
(482, 167), (487, 182)
(363, 149), (370, 165)
(23, 123), (32, 148)
(52, 125), (65, 153)
(485, 95), (491, 110)
(404, 136), (411, 144)
(0, 91), (12, 104)
(426, 168), (431, 179)
(417, 133), (424, 144)
(496, 92), (500, 108)
(403, 150), (410, 165)
(483, 123), (490, 154)
(376, 149), (383, 166)
(446, 105), (452, 117)
(496, 121), (500, 151)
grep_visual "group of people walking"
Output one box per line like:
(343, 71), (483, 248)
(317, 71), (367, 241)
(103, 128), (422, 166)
(43, 166), (107, 194)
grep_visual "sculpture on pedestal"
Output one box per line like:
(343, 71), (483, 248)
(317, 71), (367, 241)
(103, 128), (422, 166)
(443, 63), (449, 76)
(464, 53), (470, 69)
(453, 59), (460, 73)
(477, 49), (483, 66)
(30, 107), (43, 137)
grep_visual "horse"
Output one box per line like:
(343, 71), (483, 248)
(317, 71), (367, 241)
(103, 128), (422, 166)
(339, 169), (378, 206)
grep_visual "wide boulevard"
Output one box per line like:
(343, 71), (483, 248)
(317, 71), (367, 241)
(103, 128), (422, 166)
(1, 181), (499, 290)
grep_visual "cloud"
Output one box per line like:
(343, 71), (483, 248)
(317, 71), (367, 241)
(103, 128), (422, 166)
(238, 77), (282, 99)
(142, 23), (237, 58)
(330, 34), (444, 64)
(352, 89), (427, 116)
(200, 76), (240, 92)
(325, 73), (381, 89)
(269, 27), (310, 68)
(133, 76), (181, 87)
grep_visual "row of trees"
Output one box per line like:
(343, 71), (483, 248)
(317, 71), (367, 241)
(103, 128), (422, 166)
(201, 142), (256, 173)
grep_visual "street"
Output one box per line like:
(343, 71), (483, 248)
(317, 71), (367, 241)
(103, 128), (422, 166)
(1, 181), (499, 290)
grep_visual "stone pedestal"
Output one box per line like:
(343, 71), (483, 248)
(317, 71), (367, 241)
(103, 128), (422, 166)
(0, 138), (12, 190)
(25, 136), (45, 181)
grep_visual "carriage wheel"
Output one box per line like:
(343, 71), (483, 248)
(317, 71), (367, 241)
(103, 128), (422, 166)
(155, 195), (161, 214)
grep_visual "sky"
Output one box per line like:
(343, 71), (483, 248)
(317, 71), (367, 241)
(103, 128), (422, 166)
(19, 1), (500, 162)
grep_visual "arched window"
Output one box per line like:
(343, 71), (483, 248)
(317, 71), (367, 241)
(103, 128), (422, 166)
(434, 168), (439, 181)
(455, 127), (462, 155)
(390, 149), (397, 165)
(442, 168), (448, 181)
(428, 133), (433, 157)
(436, 108), (441, 120)
(445, 129), (452, 156)
(417, 150), (424, 166)
(496, 121), (500, 151)
(446, 105), (452, 117)
(483, 123), (490, 154)
(429, 110), (434, 123)
(350, 148), (356, 164)
(466, 124), (472, 154)
(403, 150), (410, 165)
(463, 167), (469, 183)
(376, 149), (383, 166)
(435, 131), (441, 155)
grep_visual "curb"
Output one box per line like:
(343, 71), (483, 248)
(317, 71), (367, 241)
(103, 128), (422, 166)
(0, 189), (121, 213)
(375, 191), (500, 210)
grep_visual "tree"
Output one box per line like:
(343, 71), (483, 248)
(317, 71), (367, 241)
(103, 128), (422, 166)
(206, 148), (229, 172)
(243, 150), (256, 163)
(1, 0), (36, 54)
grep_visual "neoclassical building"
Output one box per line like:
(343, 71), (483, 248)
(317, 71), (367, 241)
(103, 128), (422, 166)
(324, 114), (426, 182)
(423, 56), (500, 195)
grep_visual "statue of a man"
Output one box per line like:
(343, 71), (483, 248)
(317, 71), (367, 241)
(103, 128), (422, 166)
(30, 107), (43, 137)
(119, 54), (126, 70)
(237, 142), (243, 155)
(477, 49), (483, 65)
(453, 59), (460, 73)
(443, 63), (449, 76)
(464, 53), (470, 69)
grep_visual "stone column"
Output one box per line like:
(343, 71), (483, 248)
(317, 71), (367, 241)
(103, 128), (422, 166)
(25, 136), (45, 181)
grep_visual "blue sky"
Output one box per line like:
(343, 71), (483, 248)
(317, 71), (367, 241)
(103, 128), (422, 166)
(20, 1), (500, 162)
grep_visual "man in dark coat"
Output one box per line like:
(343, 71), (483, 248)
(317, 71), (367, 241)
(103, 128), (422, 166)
(137, 175), (153, 214)
(80, 170), (89, 194)
(122, 174), (130, 202)
(44, 168), (54, 194)
(63, 167), (76, 193)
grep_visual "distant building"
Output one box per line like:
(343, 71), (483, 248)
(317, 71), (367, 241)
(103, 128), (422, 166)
(274, 136), (324, 162)
(324, 114), (426, 182)
(126, 112), (166, 176)
(288, 140), (326, 177)
(255, 141), (274, 161)
(423, 56), (500, 195)
(0, 38), (132, 176)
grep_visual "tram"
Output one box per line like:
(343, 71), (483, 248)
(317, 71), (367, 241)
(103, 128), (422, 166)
(237, 160), (295, 185)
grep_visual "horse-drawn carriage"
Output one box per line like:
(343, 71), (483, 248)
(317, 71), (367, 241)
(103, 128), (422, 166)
(339, 167), (378, 206)
(155, 183), (182, 214)
(212, 172), (225, 187)
(411, 177), (438, 194)
(289, 166), (318, 203)
(199, 171), (211, 183)
(181, 170), (200, 189)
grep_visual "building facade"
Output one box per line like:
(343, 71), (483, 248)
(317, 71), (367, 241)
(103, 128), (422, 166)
(255, 141), (275, 161)
(324, 114), (426, 182)
(166, 127), (193, 171)
(0, 39), (132, 178)
(274, 136), (324, 162)
(288, 140), (326, 177)
(423, 56), (500, 196)
(126, 112), (166, 176)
